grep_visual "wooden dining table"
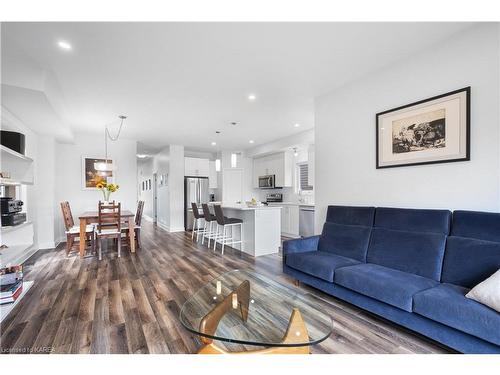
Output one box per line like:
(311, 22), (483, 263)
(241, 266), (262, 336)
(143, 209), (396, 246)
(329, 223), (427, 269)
(78, 210), (136, 258)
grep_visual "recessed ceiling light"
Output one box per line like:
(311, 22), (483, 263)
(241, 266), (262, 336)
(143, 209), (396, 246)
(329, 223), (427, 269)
(248, 94), (256, 101)
(211, 141), (217, 146)
(249, 140), (255, 144)
(57, 40), (72, 50)
(294, 123), (300, 128)
(136, 154), (149, 159)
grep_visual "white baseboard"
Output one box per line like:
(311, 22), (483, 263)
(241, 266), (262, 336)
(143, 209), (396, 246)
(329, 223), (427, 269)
(38, 242), (56, 250)
(156, 222), (185, 233)
(143, 215), (154, 222)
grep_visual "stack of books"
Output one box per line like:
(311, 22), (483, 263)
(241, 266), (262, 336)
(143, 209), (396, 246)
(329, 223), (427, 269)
(0, 266), (23, 305)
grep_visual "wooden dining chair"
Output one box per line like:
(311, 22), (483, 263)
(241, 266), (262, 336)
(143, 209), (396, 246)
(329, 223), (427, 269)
(96, 201), (121, 260)
(121, 200), (144, 249)
(60, 201), (95, 256)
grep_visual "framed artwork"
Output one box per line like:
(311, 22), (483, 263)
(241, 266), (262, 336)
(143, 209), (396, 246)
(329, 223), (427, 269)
(376, 87), (470, 169)
(82, 156), (114, 189)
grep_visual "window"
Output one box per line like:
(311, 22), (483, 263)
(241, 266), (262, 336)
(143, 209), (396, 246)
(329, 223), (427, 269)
(296, 162), (313, 193)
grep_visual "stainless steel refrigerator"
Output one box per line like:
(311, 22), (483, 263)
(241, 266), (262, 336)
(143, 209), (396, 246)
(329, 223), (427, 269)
(184, 176), (210, 231)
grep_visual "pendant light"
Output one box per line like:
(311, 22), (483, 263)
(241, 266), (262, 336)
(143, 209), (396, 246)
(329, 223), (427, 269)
(94, 115), (127, 173)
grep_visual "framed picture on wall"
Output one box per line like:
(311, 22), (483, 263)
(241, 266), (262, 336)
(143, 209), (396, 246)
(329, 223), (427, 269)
(376, 87), (470, 169)
(82, 156), (114, 189)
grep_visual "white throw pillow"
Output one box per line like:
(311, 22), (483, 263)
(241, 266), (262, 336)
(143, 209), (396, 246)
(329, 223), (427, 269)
(465, 269), (500, 313)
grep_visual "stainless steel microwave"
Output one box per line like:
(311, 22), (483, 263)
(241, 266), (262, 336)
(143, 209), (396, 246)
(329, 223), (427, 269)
(258, 175), (276, 189)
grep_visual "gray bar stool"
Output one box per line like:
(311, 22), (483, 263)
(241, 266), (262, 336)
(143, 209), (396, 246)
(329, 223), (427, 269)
(213, 205), (243, 255)
(191, 202), (205, 242)
(201, 203), (217, 247)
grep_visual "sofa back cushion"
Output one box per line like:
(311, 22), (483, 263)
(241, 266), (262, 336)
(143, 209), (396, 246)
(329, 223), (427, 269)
(318, 206), (375, 262)
(325, 205), (375, 226)
(366, 207), (452, 281)
(441, 211), (500, 288)
(451, 210), (500, 242)
(318, 222), (372, 261)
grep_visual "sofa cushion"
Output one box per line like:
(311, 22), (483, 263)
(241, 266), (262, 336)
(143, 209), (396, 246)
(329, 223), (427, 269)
(334, 263), (438, 312)
(318, 222), (372, 262)
(325, 205), (375, 226)
(374, 207), (451, 234)
(452, 210), (500, 242)
(286, 251), (360, 282)
(413, 283), (500, 346)
(441, 236), (500, 288)
(367, 228), (446, 281)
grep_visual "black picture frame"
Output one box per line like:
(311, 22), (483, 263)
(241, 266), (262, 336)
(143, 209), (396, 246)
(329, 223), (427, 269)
(376, 87), (470, 169)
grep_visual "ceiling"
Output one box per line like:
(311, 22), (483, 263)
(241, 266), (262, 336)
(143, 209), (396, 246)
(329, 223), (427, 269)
(1, 22), (475, 152)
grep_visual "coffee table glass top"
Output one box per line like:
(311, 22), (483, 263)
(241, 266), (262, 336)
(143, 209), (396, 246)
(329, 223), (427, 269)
(179, 269), (332, 347)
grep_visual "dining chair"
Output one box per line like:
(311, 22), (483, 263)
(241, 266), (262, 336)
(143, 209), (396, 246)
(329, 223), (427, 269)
(121, 200), (144, 249)
(96, 201), (121, 260)
(60, 201), (95, 256)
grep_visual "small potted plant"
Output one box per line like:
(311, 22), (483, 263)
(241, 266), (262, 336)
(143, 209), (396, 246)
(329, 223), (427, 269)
(96, 181), (120, 203)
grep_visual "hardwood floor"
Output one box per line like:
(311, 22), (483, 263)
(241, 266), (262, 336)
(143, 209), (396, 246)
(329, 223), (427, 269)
(0, 222), (451, 354)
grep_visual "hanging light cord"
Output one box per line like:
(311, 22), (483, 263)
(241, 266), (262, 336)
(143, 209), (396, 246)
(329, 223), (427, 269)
(104, 115), (126, 163)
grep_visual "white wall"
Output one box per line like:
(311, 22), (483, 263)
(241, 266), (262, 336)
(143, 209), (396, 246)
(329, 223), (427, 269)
(137, 158), (154, 219)
(36, 135), (59, 248)
(315, 24), (500, 233)
(55, 134), (138, 239)
(148, 145), (184, 232)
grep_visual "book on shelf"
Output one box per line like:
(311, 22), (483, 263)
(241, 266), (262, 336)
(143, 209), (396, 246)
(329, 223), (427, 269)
(0, 280), (23, 304)
(0, 265), (24, 305)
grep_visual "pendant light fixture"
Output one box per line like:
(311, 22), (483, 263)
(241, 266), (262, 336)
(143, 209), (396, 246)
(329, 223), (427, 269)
(95, 115), (127, 174)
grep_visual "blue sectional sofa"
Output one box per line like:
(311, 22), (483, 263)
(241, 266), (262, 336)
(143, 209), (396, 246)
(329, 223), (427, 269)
(283, 206), (500, 353)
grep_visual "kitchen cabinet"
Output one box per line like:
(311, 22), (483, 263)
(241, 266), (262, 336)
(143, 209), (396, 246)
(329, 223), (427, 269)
(308, 145), (315, 187)
(252, 151), (293, 188)
(185, 157), (210, 177)
(269, 203), (300, 237)
(208, 160), (218, 189)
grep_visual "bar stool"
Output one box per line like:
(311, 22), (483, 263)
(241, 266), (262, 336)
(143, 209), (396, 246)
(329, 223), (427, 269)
(191, 202), (205, 242)
(213, 205), (243, 255)
(201, 203), (217, 247)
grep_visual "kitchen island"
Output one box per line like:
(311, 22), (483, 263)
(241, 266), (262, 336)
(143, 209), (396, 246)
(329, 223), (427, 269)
(215, 204), (282, 257)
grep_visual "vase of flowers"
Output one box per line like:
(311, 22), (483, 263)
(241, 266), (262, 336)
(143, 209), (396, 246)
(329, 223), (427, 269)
(96, 181), (119, 202)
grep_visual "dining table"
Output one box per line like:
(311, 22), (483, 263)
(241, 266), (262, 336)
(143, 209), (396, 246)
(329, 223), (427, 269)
(78, 210), (136, 258)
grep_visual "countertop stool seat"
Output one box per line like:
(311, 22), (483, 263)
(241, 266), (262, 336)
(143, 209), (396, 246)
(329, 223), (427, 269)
(191, 202), (206, 242)
(201, 203), (217, 247)
(213, 205), (243, 255)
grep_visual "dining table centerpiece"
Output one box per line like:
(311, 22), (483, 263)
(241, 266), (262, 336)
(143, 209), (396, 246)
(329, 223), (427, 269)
(96, 181), (119, 203)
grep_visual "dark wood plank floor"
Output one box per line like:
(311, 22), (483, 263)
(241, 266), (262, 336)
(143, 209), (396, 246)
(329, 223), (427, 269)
(0, 222), (451, 354)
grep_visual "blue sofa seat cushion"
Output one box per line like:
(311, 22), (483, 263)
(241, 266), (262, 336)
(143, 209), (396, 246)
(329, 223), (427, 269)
(318, 222), (372, 262)
(286, 251), (360, 282)
(334, 263), (438, 312)
(413, 283), (500, 346)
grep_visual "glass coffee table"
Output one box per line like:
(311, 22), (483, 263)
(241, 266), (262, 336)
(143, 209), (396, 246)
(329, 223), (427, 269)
(179, 269), (332, 354)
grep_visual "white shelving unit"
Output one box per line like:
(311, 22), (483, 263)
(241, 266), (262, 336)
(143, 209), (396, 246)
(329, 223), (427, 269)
(0, 281), (34, 323)
(0, 145), (34, 185)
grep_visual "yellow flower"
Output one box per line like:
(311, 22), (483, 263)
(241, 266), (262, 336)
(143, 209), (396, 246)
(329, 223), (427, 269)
(96, 183), (104, 189)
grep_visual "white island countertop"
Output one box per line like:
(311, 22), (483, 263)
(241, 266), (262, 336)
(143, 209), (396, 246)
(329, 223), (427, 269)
(222, 203), (282, 211)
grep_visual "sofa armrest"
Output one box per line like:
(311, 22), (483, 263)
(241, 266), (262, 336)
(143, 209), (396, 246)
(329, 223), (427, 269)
(283, 235), (320, 257)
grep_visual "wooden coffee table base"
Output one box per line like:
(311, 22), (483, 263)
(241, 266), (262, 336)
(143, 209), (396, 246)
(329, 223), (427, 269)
(197, 280), (310, 354)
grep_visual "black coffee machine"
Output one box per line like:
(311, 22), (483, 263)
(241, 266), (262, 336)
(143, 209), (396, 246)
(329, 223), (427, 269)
(1, 197), (26, 226)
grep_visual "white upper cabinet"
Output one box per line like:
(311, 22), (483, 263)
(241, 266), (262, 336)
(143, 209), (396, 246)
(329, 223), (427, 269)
(185, 157), (210, 177)
(208, 160), (218, 188)
(308, 145), (315, 187)
(252, 151), (293, 188)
